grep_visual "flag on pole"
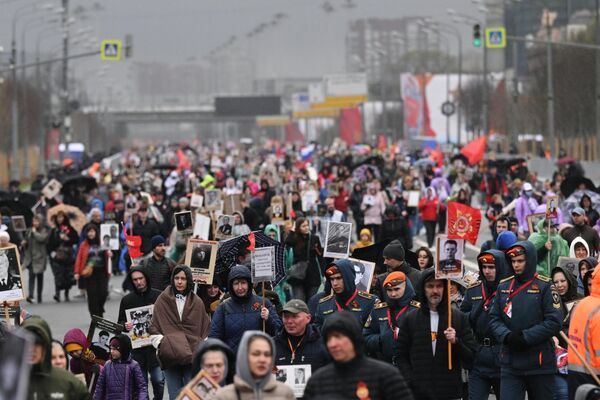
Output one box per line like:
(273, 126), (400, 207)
(460, 135), (487, 165)
(447, 201), (482, 245)
(124, 230), (143, 258)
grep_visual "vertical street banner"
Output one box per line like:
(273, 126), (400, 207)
(401, 73), (424, 139)
(339, 107), (363, 145)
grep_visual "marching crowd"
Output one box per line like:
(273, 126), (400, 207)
(1, 141), (600, 400)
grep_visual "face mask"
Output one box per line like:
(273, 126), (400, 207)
(525, 191), (533, 198)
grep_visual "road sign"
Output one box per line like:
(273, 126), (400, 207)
(441, 101), (456, 117)
(101, 40), (122, 61)
(485, 27), (506, 49)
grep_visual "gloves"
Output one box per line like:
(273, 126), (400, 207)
(505, 331), (527, 350)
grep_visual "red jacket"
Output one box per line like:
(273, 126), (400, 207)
(418, 196), (439, 222)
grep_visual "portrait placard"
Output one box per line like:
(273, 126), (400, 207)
(223, 194), (242, 216)
(42, 179), (62, 199)
(204, 190), (222, 212)
(252, 246), (275, 283)
(527, 213), (547, 235)
(175, 211), (194, 232)
(275, 364), (311, 398)
(435, 235), (464, 279)
(323, 221), (352, 259)
(407, 191), (421, 208)
(347, 258), (376, 293)
(125, 305), (154, 349)
(185, 239), (217, 284)
(0, 245), (25, 302)
(190, 194), (204, 209)
(193, 213), (212, 241)
(11, 216), (26, 232)
(100, 223), (119, 250)
(271, 196), (284, 224)
(214, 215), (234, 240)
(176, 370), (219, 400)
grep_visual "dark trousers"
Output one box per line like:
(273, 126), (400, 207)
(423, 220), (437, 247)
(85, 270), (108, 318)
(365, 224), (380, 243)
(28, 269), (44, 301)
(500, 369), (554, 400)
(469, 368), (500, 400)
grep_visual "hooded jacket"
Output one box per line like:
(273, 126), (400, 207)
(24, 317), (90, 400)
(528, 218), (570, 277)
(380, 205), (411, 249)
(569, 236), (591, 259)
(214, 331), (294, 400)
(191, 338), (236, 386)
(117, 266), (162, 369)
(578, 256), (598, 295)
(489, 240), (562, 375)
(209, 265), (282, 353)
(304, 311), (414, 400)
(352, 228), (374, 250)
(232, 212), (251, 237)
(63, 328), (101, 392)
(314, 259), (376, 330)
(93, 334), (148, 400)
(461, 250), (511, 376)
(364, 278), (419, 363)
(396, 267), (477, 399)
(551, 264), (584, 348)
(148, 265), (210, 369)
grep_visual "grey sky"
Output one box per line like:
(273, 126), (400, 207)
(0, 0), (483, 101)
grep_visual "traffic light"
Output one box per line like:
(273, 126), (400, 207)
(473, 24), (482, 47)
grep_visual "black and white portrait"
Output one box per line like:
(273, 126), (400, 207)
(185, 239), (217, 284)
(90, 330), (110, 361)
(557, 257), (580, 279)
(11, 216), (26, 232)
(125, 305), (154, 349)
(175, 211), (193, 231)
(204, 189), (222, 211)
(42, 179), (62, 199)
(348, 258), (376, 293)
(323, 221), (352, 258)
(100, 224), (119, 250)
(0, 245), (25, 302)
(0, 325), (32, 400)
(215, 215), (233, 240)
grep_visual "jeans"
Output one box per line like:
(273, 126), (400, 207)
(554, 374), (568, 400)
(134, 350), (165, 400)
(164, 364), (192, 400)
(500, 369), (555, 400)
(468, 369), (500, 400)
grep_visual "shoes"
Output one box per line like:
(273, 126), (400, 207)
(37, 298), (42, 304)
(64, 296), (70, 302)
(73, 293), (85, 299)
(53, 295), (60, 303)
(26, 297), (34, 304)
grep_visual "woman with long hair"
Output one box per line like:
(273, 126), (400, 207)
(47, 211), (78, 302)
(284, 217), (323, 302)
(416, 246), (434, 271)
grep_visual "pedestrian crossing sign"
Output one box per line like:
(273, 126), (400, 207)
(101, 40), (122, 61)
(485, 27), (506, 49)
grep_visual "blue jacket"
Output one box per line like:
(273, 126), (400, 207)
(489, 241), (562, 375)
(461, 249), (510, 377)
(364, 279), (419, 364)
(209, 265), (282, 353)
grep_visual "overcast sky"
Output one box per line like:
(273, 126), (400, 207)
(0, 0), (485, 101)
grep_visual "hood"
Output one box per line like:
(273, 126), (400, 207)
(249, 197), (263, 210)
(569, 237), (590, 258)
(417, 267), (448, 311)
(592, 268), (600, 298)
(579, 257), (598, 277)
(385, 278), (416, 309)
(232, 211), (245, 225)
(358, 228), (372, 241)
(192, 338), (235, 385)
(228, 265), (252, 301)
(170, 264), (194, 296)
(477, 250), (511, 291)
(426, 186), (437, 198)
(507, 240), (538, 281)
(551, 265), (579, 301)
(264, 224), (279, 240)
(110, 333), (132, 361)
(260, 179), (270, 190)
(330, 259), (356, 300)
(236, 331), (275, 395)
(63, 328), (87, 347)
(22, 316), (53, 373)
(496, 231), (517, 251)
(128, 265), (152, 294)
(321, 311), (364, 360)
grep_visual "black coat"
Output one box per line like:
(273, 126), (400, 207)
(117, 266), (162, 369)
(132, 218), (161, 255)
(273, 324), (330, 372)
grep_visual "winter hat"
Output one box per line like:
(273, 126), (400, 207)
(496, 231), (517, 251)
(151, 235), (165, 250)
(321, 311), (364, 359)
(523, 182), (533, 192)
(383, 240), (405, 261)
(109, 336), (122, 351)
(109, 334), (132, 360)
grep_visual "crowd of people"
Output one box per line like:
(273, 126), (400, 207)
(1, 140), (600, 400)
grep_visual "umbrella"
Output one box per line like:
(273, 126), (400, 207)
(215, 231), (285, 287)
(560, 176), (596, 198)
(0, 200), (34, 226)
(47, 204), (87, 234)
(557, 156), (576, 166)
(562, 190), (600, 217)
(351, 239), (419, 274)
(351, 164), (381, 183)
(60, 175), (98, 193)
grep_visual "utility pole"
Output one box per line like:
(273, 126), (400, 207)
(61, 0), (70, 161)
(546, 12), (556, 157)
(10, 27), (19, 181)
(482, 42), (488, 138)
(595, 0), (600, 160)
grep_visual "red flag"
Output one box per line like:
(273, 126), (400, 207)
(124, 229), (144, 258)
(460, 136), (487, 165)
(247, 232), (256, 252)
(285, 122), (305, 143)
(429, 147), (444, 168)
(339, 108), (363, 145)
(447, 201), (482, 245)
(176, 148), (191, 171)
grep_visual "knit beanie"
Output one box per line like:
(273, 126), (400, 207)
(383, 240), (405, 261)
(496, 231), (517, 251)
(151, 235), (165, 250)
(109, 336), (122, 351)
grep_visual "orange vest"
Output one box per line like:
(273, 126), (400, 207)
(568, 272), (600, 375)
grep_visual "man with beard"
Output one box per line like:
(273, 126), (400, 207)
(315, 259), (376, 330)
(461, 251), (510, 399)
(396, 268), (477, 399)
(140, 235), (175, 291)
(364, 271), (419, 364)
(117, 266), (164, 400)
(209, 265), (282, 353)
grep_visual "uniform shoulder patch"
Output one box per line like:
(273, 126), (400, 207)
(358, 291), (374, 299)
(373, 302), (388, 309)
(466, 281), (481, 289)
(499, 275), (514, 284)
(319, 294), (333, 303)
(537, 275), (551, 283)
(410, 300), (421, 308)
